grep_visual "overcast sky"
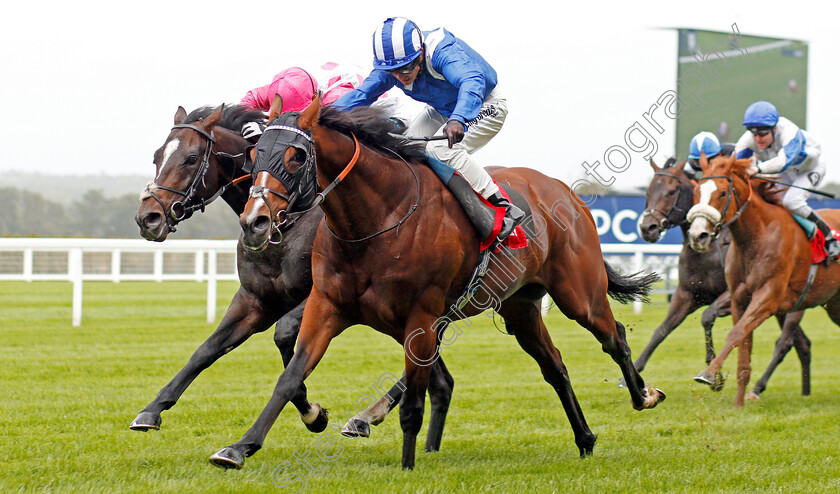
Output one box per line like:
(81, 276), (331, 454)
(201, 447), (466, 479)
(2, 0), (837, 190)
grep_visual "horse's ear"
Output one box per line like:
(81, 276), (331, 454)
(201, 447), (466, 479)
(699, 151), (711, 174)
(649, 159), (661, 172)
(268, 94), (284, 122)
(298, 92), (322, 131)
(174, 106), (187, 125)
(204, 106), (223, 129)
(674, 160), (687, 175)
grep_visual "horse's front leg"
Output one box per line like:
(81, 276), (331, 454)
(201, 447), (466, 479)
(694, 286), (778, 394)
(209, 294), (348, 469)
(273, 299), (329, 433)
(131, 288), (278, 431)
(400, 313), (440, 470)
(735, 331), (754, 407)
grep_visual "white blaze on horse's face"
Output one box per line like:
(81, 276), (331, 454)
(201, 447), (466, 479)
(157, 139), (181, 179)
(243, 172), (271, 225)
(686, 180), (723, 249)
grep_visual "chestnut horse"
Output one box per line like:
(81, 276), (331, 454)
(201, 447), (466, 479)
(210, 97), (665, 470)
(636, 158), (810, 397)
(131, 104), (329, 433)
(687, 153), (840, 406)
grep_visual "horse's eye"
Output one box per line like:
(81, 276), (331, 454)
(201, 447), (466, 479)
(718, 191), (726, 198)
(285, 149), (307, 173)
(668, 189), (676, 196)
(186, 155), (199, 164)
(290, 149), (305, 165)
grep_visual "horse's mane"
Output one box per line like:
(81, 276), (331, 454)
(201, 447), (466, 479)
(754, 180), (786, 206)
(707, 154), (785, 206)
(661, 157), (678, 169)
(319, 106), (429, 163)
(184, 104), (266, 132)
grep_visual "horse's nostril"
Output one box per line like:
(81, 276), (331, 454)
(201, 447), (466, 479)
(251, 216), (270, 234)
(138, 212), (162, 229)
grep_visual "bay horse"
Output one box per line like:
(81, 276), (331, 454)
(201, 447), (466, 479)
(212, 96), (665, 470)
(686, 153), (840, 407)
(132, 103), (454, 449)
(636, 158), (810, 397)
(131, 104), (330, 433)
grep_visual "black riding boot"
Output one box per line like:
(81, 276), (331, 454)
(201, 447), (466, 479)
(808, 211), (840, 261)
(487, 191), (526, 242)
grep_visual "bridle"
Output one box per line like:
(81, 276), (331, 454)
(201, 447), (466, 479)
(641, 171), (695, 237)
(142, 123), (250, 232)
(688, 173), (752, 242)
(249, 123), (419, 245)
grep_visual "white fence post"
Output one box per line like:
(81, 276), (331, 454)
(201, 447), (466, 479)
(153, 250), (164, 282)
(194, 249), (205, 283)
(111, 249), (121, 283)
(206, 249), (217, 324)
(69, 248), (83, 327)
(23, 248), (33, 282)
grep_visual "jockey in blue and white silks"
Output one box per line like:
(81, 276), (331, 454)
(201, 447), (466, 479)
(333, 16), (523, 241)
(686, 131), (734, 178)
(735, 100), (838, 260)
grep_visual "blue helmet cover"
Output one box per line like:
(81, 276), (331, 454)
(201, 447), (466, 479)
(372, 17), (423, 69)
(688, 131), (723, 159)
(742, 101), (779, 127)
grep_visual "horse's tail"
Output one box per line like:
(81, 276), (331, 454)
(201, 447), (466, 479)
(604, 261), (660, 304)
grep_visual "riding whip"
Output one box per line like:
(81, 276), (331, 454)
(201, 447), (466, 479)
(752, 176), (836, 199)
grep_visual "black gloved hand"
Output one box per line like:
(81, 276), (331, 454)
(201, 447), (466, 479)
(443, 120), (465, 148)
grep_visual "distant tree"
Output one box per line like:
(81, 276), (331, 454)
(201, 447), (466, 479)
(0, 187), (71, 236)
(0, 187), (240, 239)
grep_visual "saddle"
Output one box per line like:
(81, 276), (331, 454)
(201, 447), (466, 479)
(791, 214), (839, 264)
(423, 155), (530, 252)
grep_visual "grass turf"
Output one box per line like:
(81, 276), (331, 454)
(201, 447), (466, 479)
(2, 281), (839, 493)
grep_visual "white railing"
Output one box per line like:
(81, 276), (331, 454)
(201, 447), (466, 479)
(0, 238), (238, 326)
(0, 238), (683, 326)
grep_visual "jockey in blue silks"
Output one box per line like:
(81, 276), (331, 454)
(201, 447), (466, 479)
(734, 100), (839, 260)
(333, 16), (524, 242)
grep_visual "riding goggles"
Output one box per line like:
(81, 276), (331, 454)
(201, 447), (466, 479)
(387, 55), (421, 75)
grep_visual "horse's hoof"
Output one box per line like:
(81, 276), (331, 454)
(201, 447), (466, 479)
(340, 418), (371, 438)
(745, 391), (761, 401)
(653, 388), (666, 404)
(578, 434), (597, 458)
(209, 447), (244, 470)
(634, 387), (666, 410)
(617, 377), (627, 388)
(129, 411), (161, 431)
(303, 405), (329, 433)
(694, 370), (724, 391)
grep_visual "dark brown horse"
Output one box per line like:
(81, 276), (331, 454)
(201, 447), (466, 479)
(210, 97), (665, 470)
(131, 105), (329, 433)
(636, 158), (810, 398)
(687, 153), (840, 406)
